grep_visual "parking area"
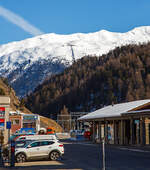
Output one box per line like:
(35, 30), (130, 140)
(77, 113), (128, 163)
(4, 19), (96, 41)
(1, 140), (150, 170)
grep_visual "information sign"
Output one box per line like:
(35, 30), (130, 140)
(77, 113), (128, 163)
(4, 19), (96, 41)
(6, 121), (11, 129)
(0, 107), (5, 118)
(23, 115), (38, 123)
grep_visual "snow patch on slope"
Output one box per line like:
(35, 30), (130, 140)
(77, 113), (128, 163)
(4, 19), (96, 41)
(0, 26), (150, 96)
(0, 26), (150, 76)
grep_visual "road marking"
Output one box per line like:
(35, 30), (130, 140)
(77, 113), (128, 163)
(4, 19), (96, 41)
(119, 147), (150, 153)
(64, 142), (150, 153)
(76, 143), (96, 146)
(63, 142), (96, 146)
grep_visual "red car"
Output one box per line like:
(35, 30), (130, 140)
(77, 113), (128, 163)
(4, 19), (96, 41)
(84, 131), (91, 140)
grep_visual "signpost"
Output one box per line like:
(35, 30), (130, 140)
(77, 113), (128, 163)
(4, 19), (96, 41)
(6, 121), (11, 129)
(10, 140), (15, 167)
(102, 138), (106, 170)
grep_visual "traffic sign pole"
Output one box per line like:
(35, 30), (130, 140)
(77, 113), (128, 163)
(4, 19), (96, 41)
(102, 138), (105, 170)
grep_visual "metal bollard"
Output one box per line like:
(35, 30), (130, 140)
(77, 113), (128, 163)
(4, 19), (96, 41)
(10, 140), (15, 167)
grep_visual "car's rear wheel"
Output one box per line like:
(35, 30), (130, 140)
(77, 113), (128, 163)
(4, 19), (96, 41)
(16, 153), (26, 163)
(49, 151), (60, 161)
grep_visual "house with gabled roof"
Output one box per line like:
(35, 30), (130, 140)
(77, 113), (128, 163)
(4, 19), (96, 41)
(79, 99), (150, 145)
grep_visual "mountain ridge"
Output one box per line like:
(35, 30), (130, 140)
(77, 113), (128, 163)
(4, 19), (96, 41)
(1, 26), (150, 96)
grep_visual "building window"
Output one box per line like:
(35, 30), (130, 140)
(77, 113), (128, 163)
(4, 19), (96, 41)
(11, 119), (20, 125)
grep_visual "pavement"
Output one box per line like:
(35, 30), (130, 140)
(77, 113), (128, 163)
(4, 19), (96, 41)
(1, 139), (150, 170)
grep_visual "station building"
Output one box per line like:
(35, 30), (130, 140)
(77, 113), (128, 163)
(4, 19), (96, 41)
(79, 99), (150, 146)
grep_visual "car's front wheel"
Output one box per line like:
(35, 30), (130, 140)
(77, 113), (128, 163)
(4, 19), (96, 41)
(16, 153), (26, 163)
(49, 151), (60, 161)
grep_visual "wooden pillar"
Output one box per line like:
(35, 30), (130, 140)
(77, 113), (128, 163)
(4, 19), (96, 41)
(140, 117), (146, 146)
(136, 120), (140, 145)
(113, 120), (116, 144)
(105, 121), (108, 144)
(92, 121), (95, 142)
(123, 120), (126, 145)
(96, 122), (99, 142)
(130, 118), (134, 145)
(99, 122), (101, 142)
(120, 120), (124, 145)
(116, 121), (119, 144)
(145, 118), (150, 145)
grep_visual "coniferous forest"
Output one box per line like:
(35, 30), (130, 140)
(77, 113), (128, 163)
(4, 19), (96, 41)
(25, 43), (150, 118)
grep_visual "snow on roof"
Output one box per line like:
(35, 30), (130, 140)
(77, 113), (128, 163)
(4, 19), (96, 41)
(78, 99), (150, 121)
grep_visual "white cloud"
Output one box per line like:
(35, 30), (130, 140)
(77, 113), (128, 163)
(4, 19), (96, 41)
(0, 6), (44, 36)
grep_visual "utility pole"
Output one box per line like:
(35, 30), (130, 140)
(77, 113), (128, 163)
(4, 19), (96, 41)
(102, 137), (106, 170)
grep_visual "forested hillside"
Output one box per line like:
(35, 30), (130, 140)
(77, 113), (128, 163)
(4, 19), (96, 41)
(25, 43), (150, 118)
(0, 77), (31, 112)
(0, 78), (62, 132)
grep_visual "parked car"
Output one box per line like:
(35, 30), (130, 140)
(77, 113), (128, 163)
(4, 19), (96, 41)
(15, 140), (64, 162)
(83, 131), (91, 140)
(15, 134), (59, 141)
(10, 133), (35, 142)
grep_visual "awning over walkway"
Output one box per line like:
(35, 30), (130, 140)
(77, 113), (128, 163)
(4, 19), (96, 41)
(78, 99), (150, 121)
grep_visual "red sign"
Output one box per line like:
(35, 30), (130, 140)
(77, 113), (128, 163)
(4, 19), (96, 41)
(0, 107), (5, 112)
(0, 119), (4, 123)
(0, 107), (5, 118)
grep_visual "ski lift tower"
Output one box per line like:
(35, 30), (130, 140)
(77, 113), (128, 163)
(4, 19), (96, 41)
(67, 43), (76, 63)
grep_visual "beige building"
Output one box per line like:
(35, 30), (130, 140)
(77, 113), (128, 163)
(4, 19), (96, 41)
(79, 99), (150, 146)
(0, 96), (10, 144)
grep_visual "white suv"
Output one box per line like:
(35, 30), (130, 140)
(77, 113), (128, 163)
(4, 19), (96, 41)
(15, 140), (64, 162)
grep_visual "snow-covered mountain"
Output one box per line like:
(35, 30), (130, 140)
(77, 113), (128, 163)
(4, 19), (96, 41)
(0, 26), (150, 97)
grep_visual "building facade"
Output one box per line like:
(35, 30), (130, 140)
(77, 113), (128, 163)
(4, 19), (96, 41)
(10, 113), (40, 134)
(79, 99), (150, 146)
(0, 96), (10, 144)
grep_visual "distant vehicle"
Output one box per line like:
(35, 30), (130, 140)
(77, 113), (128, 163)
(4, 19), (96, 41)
(15, 140), (64, 162)
(10, 133), (35, 142)
(10, 134), (25, 142)
(83, 131), (91, 140)
(38, 127), (55, 135)
(46, 127), (55, 134)
(16, 134), (59, 141)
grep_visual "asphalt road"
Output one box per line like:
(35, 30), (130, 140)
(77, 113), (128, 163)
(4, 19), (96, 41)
(1, 140), (150, 170)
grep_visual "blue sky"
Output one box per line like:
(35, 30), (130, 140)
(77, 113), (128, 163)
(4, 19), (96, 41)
(0, 0), (150, 44)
